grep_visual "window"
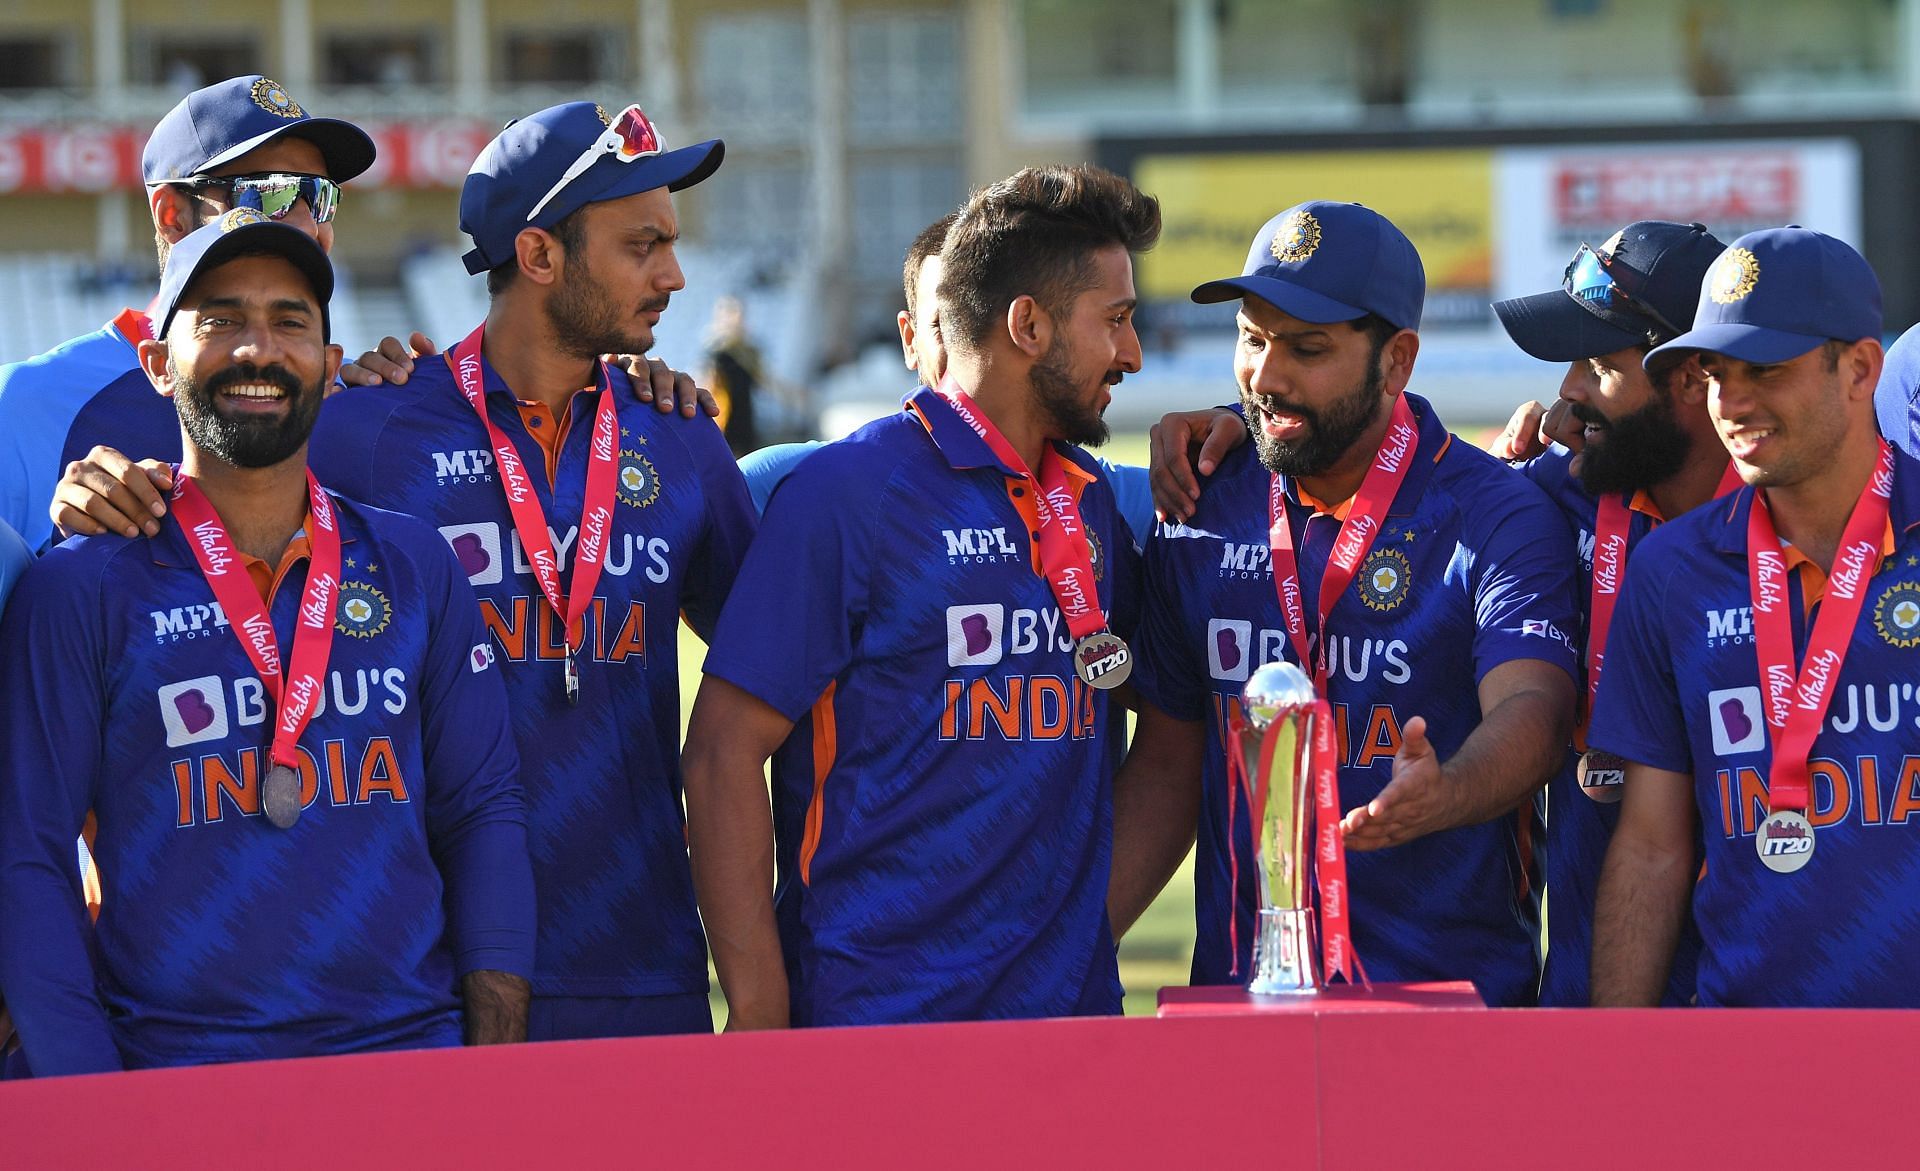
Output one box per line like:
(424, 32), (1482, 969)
(142, 36), (261, 90)
(500, 29), (622, 87)
(849, 13), (962, 143)
(323, 33), (438, 88)
(0, 37), (70, 90)
(695, 14), (813, 145)
(1019, 0), (1178, 116)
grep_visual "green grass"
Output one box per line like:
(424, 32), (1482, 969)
(685, 430), (1193, 1026)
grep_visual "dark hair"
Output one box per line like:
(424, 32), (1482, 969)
(1820, 338), (1849, 372)
(937, 164), (1161, 350)
(486, 208), (588, 296)
(903, 211), (957, 314)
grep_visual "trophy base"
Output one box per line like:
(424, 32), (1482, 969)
(1157, 981), (1485, 1016)
(1246, 907), (1317, 995)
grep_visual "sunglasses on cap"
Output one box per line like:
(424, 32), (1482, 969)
(525, 104), (664, 223)
(1563, 242), (1688, 346)
(164, 172), (342, 225)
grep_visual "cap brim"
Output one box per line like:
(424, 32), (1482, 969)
(196, 118), (378, 184)
(1645, 323), (1825, 371)
(555, 139), (727, 223)
(1190, 274), (1365, 324)
(164, 222), (335, 339)
(1493, 290), (1645, 363)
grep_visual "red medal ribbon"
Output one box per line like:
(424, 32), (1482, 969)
(1748, 440), (1895, 814)
(171, 470), (342, 769)
(1224, 699), (1365, 985)
(1267, 395), (1419, 682)
(1583, 461), (1745, 745)
(934, 377), (1107, 641)
(447, 324), (620, 657)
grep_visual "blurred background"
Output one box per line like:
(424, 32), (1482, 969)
(0, 0), (1906, 1016)
(0, 0), (1908, 435)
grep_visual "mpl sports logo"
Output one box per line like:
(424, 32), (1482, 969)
(1218, 542), (1272, 579)
(1705, 606), (1755, 648)
(432, 448), (496, 485)
(150, 601), (231, 643)
(942, 526), (1022, 565)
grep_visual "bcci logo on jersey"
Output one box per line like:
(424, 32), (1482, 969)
(1358, 548), (1410, 612)
(432, 449), (496, 485)
(1876, 582), (1920, 648)
(334, 582), (391, 638)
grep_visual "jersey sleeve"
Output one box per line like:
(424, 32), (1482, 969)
(308, 389), (406, 501)
(1466, 478), (1583, 686)
(701, 447), (876, 723)
(677, 418), (760, 643)
(1092, 458), (1154, 555)
(0, 550), (122, 1074)
(736, 441), (824, 516)
(408, 523), (536, 980)
(1129, 521), (1208, 723)
(1587, 537), (1690, 773)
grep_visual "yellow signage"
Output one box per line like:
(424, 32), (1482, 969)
(1136, 149), (1494, 301)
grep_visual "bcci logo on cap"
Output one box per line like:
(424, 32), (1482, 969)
(334, 581), (391, 639)
(1875, 581), (1920, 648)
(618, 450), (659, 509)
(218, 208), (271, 232)
(1270, 210), (1322, 265)
(250, 78), (305, 119)
(1710, 247), (1760, 305)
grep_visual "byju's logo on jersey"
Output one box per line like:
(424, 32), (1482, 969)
(158, 676), (230, 747)
(335, 581), (391, 638)
(439, 522), (503, 586)
(432, 449), (496, 484)
(618, 450), (660, 509)
(1708, 686), (1766, 756)
(150, 601), (231, 643)
(470, 643), (496, 673)
(943, 527), (1022, 565)
(1208, 618), (1252, 683)
(1705, 606), (1755, 647)
(947, 604), (1005, 666)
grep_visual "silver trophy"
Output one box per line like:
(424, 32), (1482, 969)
(1240, 661), (1321, 995)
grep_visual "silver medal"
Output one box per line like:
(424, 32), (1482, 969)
(262, 764), (302, 830)
(1073, 631), (1132, 690)
(563, 647), (580, 706)
(1576, 750), (1626, 805)
(1756, 810), (1815, 873)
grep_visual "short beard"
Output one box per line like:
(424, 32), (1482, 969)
(172, 358), (323, 469)
(1574, 391), (1692, 496)
(1032, 333), (1109, 448)
(545, 250), (666, 361)
(1246, 359), (1385, 477)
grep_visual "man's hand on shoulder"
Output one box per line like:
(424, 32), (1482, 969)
(51, 446), (172, 539)
(1486, 399), (1584, 462)
(340, 332), (439, 388)
(614, 355), (720, 419)
(1151, 406), (1246, 523)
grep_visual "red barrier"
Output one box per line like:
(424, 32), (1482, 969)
(1, 995), (1913, 1169)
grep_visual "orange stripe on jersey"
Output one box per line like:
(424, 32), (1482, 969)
(800, 681), (838, 885)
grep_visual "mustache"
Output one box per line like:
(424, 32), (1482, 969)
(1569, 401), (1608, 427)
(204, 362), (305, 397)
(639, 295), (670, 314)
(1244, 392), (1320, 425)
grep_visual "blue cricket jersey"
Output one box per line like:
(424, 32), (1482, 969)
(0, 492), (534, 1076)
(1520, 446), (1701, 1006)
(1590, 448), (1920, 1007)
(0, 517), (29, 609)
(308, 348), (757, 999)
(0, 311), (182, 552)
(1131, 394), (1580, 1007)
(703, 387), (1139, 1026)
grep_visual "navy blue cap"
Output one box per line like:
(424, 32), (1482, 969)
(142, 76), (375, 184)
(1494, 221), (1726, 361)
(155, 209), (335, 340)
(1646, 227), (1881, 370)
(1190, 201), (1424, 332)
(459, 102), (724, 275)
